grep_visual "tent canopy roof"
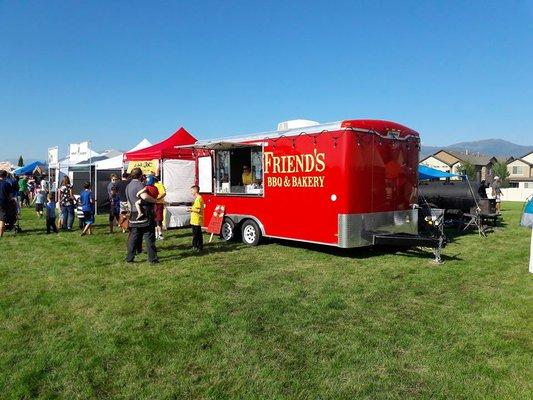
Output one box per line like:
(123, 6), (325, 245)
(13, 161), (45, 175)
(124, 128), (196, 161)
(418, 165), (461, 180)
(95, 139), (152, 170)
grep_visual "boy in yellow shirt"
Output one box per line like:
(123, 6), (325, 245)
(188, 185), (204, 251)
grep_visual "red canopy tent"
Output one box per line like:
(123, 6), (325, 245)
(124, 127), (197, 161)
(123, 127), (198, 228)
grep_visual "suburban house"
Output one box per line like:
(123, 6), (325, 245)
(506, 151), (533, 188)
(420, 150), (498, 182)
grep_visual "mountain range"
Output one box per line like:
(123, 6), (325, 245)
(421, 139), (533, 159)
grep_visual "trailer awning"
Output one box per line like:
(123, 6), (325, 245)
(177, 141), (264, 150)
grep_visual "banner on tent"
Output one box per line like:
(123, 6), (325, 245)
(48, 147), (59, 166)
(69, 141), (91, 164)
(127, 159), (159, 175)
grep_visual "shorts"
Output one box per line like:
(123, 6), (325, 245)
(0, 206), (6, 222)
(83, 211), (94, 224)
(155, 203), (164, 222)
(36, 203), (44, 212)
(495, 195), (501, 203)
(109, 211), (120, 222)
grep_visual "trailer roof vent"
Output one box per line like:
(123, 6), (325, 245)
(277, 119), (320, 131)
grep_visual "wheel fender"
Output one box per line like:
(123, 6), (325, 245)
(226, 214), (265, 236)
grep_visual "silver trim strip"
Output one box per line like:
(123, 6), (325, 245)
(338, 210), (418, 248)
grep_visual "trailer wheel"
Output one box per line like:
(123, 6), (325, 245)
(241, 219), (261, 246)
(220, 218), (236, 242)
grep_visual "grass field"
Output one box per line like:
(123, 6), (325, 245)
(0, 202), (532, 399)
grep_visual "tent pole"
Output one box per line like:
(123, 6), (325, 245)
(530, 229), (533, 274)
(95, 165), (98, 215)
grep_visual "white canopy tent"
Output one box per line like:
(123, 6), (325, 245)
(94, 139), (152, 214)
(94, 138), (152, 170)
(49, 149), (100, 192)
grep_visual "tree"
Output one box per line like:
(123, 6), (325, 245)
(492, 161), (510, 187)
(17, 155), (24, 167)
(456, 161), (476, 181)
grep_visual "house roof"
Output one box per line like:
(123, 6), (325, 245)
(508, 158), (533, 167)
(435, 149), (495, 166)
(518, 150), (533, 159)
(419, 154), (454, 166)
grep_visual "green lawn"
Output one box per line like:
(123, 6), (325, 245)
(1, 203), (532, 399)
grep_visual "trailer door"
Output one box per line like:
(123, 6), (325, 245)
(198, 155), (213, 193)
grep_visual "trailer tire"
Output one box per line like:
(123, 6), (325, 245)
(241, 219), (262, 246)
(220, 218), (236, 242)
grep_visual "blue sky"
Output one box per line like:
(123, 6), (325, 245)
(1, 1), (532, 161)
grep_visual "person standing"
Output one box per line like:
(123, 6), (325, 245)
(76, 196), (86, 230)
(491, 176), (503, 213)
(58, 176), (76, 230)
(117, 173), (130, 233)
(0, 170), (15, 237)
(107, 174), (119, 198)
(108, 186), (121, 234)
(188, 185), (204, 252)
(45, 193), (58, 234)
(125, 168), (158, 264)
(477, 180), (488, 199)
(154, 177), (167, 240)
(80, 182), (95, 236)
(33, 189), (47, 218)
(18, 176), (30, 207)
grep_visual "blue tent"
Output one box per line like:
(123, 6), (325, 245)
(521, 196), (533, 228)
(12, 161), (45, 176)
(418, 165), (460, 181)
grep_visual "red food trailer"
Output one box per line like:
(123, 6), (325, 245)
(184, 119), (443, 256)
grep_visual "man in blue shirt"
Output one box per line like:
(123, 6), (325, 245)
(0, 170), (15, 237)
(79, 181), (95, 236)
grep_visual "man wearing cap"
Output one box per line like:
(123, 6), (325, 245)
(241, 165), (254, 186)
(125, 168), (159, 264)
(491, 176), (503, 213)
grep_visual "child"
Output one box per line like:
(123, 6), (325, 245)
(135, 175), (159, 220)
(33, 189), (47, 218)
(154, 178), (166, 240)
(79, 181), (95, 236)
(109, 186), (121, 233)
(76, 196), (86, 230)
(45, 193), (58, 234)
(188, 185), (204, 251)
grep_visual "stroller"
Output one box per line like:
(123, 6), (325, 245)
(3, 202), (21, 235)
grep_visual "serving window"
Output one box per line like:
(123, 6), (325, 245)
(215, 145), (263, 195)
